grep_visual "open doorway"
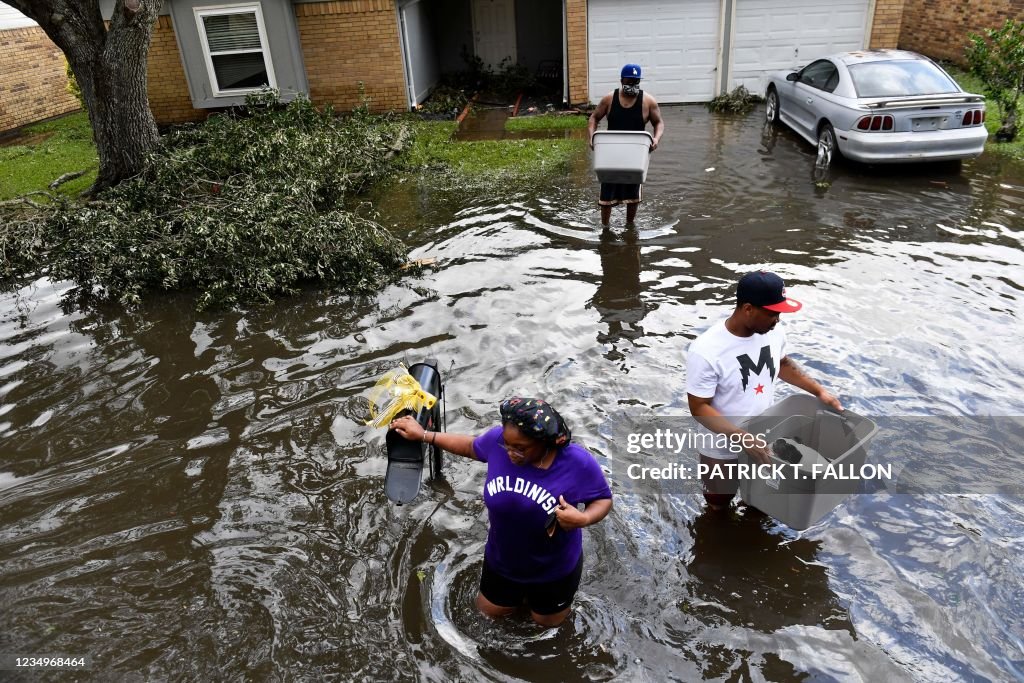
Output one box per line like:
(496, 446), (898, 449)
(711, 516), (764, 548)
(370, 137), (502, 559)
(398, 0), (566, 110)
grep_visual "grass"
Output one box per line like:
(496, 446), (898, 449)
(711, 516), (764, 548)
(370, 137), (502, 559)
(0, 112), (584, 203)
(404, 120), (585, 187)
(0, 111), (97, 200)
(505, 113), (589, 131)
(946, 66), (1024, 162)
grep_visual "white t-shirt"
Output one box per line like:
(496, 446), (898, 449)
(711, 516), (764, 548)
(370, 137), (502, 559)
(685, 320), (787, 459)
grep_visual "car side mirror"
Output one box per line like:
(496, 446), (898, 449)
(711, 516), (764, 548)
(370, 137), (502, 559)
(786, 72), (799, 82)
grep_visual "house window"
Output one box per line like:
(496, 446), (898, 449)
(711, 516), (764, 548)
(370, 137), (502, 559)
(195, 3), (276, 97)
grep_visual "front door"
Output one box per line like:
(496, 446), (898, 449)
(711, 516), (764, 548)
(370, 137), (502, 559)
(471, 0), (516, 71)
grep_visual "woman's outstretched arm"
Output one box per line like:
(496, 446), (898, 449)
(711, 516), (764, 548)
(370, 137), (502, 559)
(389, 415), (477, 459)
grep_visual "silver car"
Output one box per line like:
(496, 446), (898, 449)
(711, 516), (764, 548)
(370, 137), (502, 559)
(765, 50), (988, 168)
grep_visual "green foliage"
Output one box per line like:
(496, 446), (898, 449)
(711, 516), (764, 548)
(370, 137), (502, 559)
(707, 85), (760, 114)
(417, 85), (469, 118)
(0, 112), (97, 200)
(353, 80), (372, 118)
(489, 58), (534, 98)
(0, 203), (48, 281)
(1, 93), (584, 308)
(946, 66), (1024, 161)
(65, 59), (84, 108)
(2, 92), (409, 309)
(505, 114), (588, 131)
(966, 19), (1024, 141)
(445, 49), (539, 99)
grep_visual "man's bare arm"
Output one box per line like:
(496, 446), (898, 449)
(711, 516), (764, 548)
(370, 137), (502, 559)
(587, 94), (612, 149)
(647, 96), (665, 151)
(778, 356), (843, 411)
(687, 394), (771, 463)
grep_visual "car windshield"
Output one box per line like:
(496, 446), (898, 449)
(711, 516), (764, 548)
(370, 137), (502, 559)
(848, 60), (960, 98)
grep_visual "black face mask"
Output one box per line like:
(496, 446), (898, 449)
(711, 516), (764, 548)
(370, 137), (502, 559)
(621, 83), (641, 97)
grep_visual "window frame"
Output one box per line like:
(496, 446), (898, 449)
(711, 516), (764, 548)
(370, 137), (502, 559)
(797, 59), (839, 94)
(194, 2), (277, 98)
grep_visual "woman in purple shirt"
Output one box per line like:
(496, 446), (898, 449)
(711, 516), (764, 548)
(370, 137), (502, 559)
(390, 397), (612, 627)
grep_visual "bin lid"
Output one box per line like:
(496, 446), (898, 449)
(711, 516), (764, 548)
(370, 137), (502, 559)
(593, 130), (653, 141)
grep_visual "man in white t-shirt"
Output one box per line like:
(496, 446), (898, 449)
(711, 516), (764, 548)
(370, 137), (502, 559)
(686, 271), (843, 509)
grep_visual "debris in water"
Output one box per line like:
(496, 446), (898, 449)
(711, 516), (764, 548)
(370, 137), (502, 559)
(400, 257), (437, 270)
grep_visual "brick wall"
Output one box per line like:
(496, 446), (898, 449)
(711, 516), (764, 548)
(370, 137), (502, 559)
(898, 0), (1024, 64)
(295, 0), (407, 112)
(148, 15), (206, 126)
(869, 0), (908, 49)
(566, 0), (588, 106)
(0, 27), (81, 135)
(148, 1), (407, 126)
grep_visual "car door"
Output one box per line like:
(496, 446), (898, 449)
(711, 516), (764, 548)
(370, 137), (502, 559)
(791, 60), (839, 142)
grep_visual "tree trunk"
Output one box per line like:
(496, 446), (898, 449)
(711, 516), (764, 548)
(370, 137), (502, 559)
(5, 0), (163, 194)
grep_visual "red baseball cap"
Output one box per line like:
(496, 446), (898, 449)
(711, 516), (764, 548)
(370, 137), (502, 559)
(737, 271), (802, 313)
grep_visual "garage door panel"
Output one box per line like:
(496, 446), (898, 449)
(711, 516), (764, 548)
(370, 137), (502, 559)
(731, 0), (869, 96)
(835, 10), (867, 27)
(624, 19), (653, 33)
(588, 0), (721, 104)
(653, 53), (686, 69)
(654, 21), (686, 38)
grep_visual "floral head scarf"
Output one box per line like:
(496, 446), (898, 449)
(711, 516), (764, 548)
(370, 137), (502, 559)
(498, 397), (572, 446)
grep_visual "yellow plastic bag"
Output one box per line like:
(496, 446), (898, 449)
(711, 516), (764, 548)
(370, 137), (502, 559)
(366, 364), (437, 428)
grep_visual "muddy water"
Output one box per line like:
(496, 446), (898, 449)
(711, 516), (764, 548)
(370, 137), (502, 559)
(1, 106), (1022, 681)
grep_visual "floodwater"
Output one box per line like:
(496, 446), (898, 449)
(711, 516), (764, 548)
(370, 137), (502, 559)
(1, 106), (1023, 681)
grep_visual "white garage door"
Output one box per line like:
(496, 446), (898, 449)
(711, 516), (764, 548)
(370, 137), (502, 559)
(588, 0), (722, 104)
(730, 0), (870, 96)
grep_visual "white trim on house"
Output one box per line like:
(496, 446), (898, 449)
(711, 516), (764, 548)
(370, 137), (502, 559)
(719, 0), (735, 97)
(397, 0), (440, 109)
(863, 0), (878, 48)
(193, 2), (277, 98)
(0, 5), (37, 30)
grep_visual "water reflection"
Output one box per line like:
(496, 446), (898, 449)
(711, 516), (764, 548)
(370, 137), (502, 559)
(685, 509), (852, 634)
(591, 227), (647, 357)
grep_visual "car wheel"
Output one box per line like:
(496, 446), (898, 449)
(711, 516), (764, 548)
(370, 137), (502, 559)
(765, 88), (779, 124)
(816, 123), (839, 169)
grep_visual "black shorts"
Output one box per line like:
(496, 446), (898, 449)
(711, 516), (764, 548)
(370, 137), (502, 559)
(598, 182), (642, 206)
(479, 555), (584, 615)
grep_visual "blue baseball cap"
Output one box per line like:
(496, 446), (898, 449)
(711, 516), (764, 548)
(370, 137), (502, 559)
(621, 64), (642, 80)
(736, 271), (802, 312)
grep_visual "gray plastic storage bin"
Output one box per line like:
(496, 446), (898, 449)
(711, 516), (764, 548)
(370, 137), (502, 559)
(738, 395), (878, 530)
(593, 131), (653, 184)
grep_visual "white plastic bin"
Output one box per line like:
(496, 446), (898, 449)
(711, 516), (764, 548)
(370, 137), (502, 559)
(737, 395), (879, 530)
(592, 131), (653, 184)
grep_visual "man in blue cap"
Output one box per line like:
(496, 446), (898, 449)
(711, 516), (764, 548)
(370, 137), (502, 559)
(686, 271), (843, 509)
(587, 63), (665, 226)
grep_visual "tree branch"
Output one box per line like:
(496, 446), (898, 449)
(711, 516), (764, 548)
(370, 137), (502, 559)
(49, 170), (87, 189)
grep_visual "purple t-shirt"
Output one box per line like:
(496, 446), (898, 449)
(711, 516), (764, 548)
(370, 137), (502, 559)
(473, 426), (612, 583)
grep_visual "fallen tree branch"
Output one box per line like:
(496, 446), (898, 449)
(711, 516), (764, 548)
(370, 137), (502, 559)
(399, 257), (436, 270)
(0, 191), (59, 210)
(386, 125), (410, 158)
(49, 169), (87, 189)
